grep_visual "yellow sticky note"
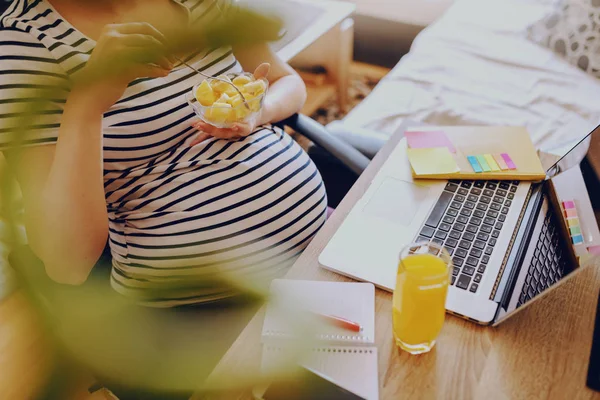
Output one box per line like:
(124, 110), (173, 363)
(407, 147), (460, 175)
(484, 154), (501, 171)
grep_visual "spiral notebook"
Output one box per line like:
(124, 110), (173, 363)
(261, 280), (378, 400)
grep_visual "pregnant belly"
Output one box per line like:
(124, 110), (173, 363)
(105, 127), (327, 305)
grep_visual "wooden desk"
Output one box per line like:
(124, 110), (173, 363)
(208, 126), (600, 399)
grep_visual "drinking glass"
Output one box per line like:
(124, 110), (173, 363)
(392, 242), (452, 354)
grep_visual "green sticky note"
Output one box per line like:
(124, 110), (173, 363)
(407, 147), (460, 175)
(570, 226), (581, 235)
(475, 155), (492, 172)
(484, 154), (501, 172)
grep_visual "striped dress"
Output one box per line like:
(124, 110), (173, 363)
(0, 0), (327, 306)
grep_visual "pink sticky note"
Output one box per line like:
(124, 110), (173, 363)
(501, 153), (517, 170)
(493, 154), (509, 170)
(562, 200), (575, 209)
(406, 131), (456, 153)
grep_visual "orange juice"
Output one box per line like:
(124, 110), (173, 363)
(393, 249), (450, 354)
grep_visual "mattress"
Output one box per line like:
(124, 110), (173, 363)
(344, 0), (600, 154)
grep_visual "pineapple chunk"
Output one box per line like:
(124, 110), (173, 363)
(224, 86), (240, 97)
(229, 94), (244, 108)
(205, 102), (232, 123)
(216, 93), (230, 104)
(235, 105), (252, 120)
(232, 74), (253, 86)
(243, 79), (267, 96)
(195, 80), (216, 106)
(209, 75), (233, 94)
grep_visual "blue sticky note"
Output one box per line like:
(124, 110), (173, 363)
(467, 156), (483, 173)
(572, 234), (584, 245)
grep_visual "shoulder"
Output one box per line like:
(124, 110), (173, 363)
(0, 2), (65, 74)
(1, 0), (38, 29)
(0, 2), (69, 150)
(1, 0), (60, 54)
(0, 0), (20, 27)
(1, 0), (51, 55)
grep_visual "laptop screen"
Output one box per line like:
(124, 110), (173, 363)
(545, 124), (600, 179)
(544, 123), (600, 239)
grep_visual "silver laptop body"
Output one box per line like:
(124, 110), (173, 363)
(319, 124), (600, 325)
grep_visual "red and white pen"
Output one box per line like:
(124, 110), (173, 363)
(314, 313), (362, 332)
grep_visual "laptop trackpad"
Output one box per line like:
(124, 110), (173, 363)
(363, 178), (430, 226)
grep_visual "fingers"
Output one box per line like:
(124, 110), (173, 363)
(189, 132), (212, 146)
(119, 33), (166, 50)
(110, 22), (168, 45)
(192, 121), (252, 142)
(97, 25), (173, 73)
(193, 121), (240, 139)
(253, 63), (270, 80)
(122, 47), (173, 70)
(138, 64), (171, 78)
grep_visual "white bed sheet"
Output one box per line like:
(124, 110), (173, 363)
(344, 0), (600, 153)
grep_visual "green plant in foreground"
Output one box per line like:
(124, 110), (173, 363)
(0, 4), (321, 398)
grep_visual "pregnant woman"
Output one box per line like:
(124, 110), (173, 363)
(0, 0), (327, 307)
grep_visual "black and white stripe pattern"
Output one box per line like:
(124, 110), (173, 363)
(0, 0), (327, 306)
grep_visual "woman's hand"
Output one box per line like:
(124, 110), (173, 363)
(190, 63), (271, 146)
(73, 22), (174, 113)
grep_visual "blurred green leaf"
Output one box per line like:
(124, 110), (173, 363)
(0, 3), (304, 397)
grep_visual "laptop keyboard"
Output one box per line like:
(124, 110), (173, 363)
(517, 207), (567, 307)
(416, 180), (519, 294)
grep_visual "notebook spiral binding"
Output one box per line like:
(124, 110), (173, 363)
(264, 330), (370, 342)
(265, 345), (375, 354)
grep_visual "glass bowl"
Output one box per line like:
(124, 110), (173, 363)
(185, 76), (268, 129)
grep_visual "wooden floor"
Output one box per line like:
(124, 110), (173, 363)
(300, 61), (390, 116)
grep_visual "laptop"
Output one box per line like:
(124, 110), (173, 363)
(319, 123), (600, 325)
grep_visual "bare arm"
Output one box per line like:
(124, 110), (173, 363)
(5, 90), (108, 285)
(4, 23), (173, 285)
(234, 42), (307, 125)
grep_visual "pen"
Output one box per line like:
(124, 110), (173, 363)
(315, 313), (362, 332)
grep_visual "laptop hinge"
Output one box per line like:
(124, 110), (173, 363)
(493, 184), (544, 311)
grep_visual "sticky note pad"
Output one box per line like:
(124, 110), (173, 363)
(475, 155), (492, 172)
(406, 131), (456, 153)
(407, 147), (460, 175)
(561, 199), (586, 246)
(484, 154), (501, 171)
(493, 154), (509, 170)
(501, 153), (517, 170)
(467, 156), (483, 173)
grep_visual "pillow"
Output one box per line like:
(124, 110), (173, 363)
(528, 0), (600, 78)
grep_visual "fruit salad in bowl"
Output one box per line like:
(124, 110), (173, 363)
(186, 73), (268, 129)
